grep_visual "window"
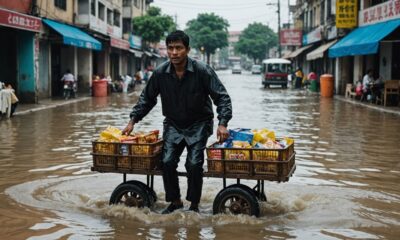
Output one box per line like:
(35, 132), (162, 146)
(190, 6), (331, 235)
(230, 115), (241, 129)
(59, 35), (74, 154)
(114, 10), (121, 27)
(107, 8), (113, 25)
(134, 0), (139, 8)
(123, 19), (131, 34)
(91, 0), (96, 16)
(54, 0), (66, 10)
(98, 2), (105, 21)
(123, 0), (132, 7)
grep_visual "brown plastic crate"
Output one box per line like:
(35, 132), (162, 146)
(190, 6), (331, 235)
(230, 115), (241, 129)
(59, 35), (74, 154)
(206, 141), (294, 176)
(93, 153), (161, 171)
(207, 159), (223, 173)
(130, 140), (163, 156)
(93, 141), (117, 154)
(93, 155), (116, 169)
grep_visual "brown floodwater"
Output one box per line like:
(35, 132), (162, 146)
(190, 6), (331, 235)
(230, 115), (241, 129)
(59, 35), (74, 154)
(1, 70), (400, 239)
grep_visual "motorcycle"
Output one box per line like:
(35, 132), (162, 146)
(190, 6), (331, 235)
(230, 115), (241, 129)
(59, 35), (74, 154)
(63, 81), (77, 100)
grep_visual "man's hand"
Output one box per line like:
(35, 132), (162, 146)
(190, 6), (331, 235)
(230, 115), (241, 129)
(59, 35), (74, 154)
(217, 125), (229, 143)
(122, 120), (135, 135)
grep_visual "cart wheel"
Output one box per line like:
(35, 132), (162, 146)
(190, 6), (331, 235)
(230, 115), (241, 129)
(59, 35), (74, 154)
(213, 187), (260, 217)
(225, 184), (267, 202)
(109, 183), (151, 208)
(125, 180), (157, 203)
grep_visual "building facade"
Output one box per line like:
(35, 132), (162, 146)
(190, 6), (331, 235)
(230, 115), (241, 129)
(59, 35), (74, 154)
(0, 0), (153, 103)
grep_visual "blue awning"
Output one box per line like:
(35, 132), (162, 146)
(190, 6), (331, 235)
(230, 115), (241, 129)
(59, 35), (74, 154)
(43, 19), (101, 50)
(329, 19), (400, 58)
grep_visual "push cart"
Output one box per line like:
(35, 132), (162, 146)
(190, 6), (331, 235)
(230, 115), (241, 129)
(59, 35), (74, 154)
(91, 139), (296, 217)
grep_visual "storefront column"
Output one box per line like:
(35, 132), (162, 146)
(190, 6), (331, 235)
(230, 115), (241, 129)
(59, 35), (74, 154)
(77, 48), (92, 93)
(17, 31), (36, 103)
(380, 42), (392, 80)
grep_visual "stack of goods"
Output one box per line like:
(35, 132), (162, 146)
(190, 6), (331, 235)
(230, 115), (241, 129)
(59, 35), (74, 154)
(214, 128), (293, 150)
(98, 126), (159, 144)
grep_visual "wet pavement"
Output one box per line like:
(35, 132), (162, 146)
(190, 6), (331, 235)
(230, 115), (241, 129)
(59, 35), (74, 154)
(1, 70), (400, 239)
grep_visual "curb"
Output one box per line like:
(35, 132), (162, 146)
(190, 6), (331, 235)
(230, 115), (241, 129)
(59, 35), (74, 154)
(15, 97), (92, 116)
(335, 96), (400, 116)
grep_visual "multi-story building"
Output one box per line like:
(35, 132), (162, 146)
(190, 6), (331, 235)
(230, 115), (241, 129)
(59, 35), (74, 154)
(291, 0), (400, 95)
(0, 1), (42, 103)
(0, 0), (154, 103)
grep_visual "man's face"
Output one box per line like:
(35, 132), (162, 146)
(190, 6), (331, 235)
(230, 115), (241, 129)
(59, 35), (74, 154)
(167, 40), (190, 66)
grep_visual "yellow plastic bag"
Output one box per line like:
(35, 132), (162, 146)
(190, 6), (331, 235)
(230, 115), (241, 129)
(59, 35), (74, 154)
(99, 126), (122, 141)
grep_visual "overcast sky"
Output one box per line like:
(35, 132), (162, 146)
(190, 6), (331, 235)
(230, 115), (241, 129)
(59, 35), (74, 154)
(152, 0), (295, 33)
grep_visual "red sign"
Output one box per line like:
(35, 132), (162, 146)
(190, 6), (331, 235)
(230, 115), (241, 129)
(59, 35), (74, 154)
(110, 37), (130, 50)
(280, 29), (302, 46)
(359, 0), (400, 26)
(0, 7), (41, 32)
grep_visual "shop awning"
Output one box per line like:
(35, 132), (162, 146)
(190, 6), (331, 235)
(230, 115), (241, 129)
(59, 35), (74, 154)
(287, 45), (313, 58)
(306, 40), (337, 61)
(329, 19), (400, 58)
(129, 49), (143, 57)
(281, 51), (293, 59)
(42, 19), (101, 50)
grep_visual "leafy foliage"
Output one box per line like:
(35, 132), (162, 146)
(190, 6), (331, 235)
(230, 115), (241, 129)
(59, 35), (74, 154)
(132, 7), (176, 44)
(235, 23), (277, 63)
(185, 13), (229, 64)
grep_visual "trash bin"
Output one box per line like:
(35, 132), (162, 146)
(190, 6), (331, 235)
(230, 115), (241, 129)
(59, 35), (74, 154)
(320, 74), (334, 97)
(309, 80), (318, 92)
(92, 80), (108, 97)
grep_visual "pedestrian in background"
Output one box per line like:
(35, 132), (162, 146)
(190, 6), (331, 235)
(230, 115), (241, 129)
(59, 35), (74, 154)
(122, 30), (232, 214)
(295, 68), (304, 89)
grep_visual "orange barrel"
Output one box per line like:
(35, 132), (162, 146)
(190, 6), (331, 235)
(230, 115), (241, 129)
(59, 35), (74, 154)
(92, 80), (108, 97)
(320, 74), (334, 97)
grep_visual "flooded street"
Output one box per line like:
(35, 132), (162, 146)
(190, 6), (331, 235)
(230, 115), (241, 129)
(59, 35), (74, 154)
(1, 70), (400, 239)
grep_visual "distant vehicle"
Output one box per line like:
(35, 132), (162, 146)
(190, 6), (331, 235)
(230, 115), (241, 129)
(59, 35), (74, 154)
(251, 65), (262, 74)
(261, 58), (291, 88)
(218, 64), (228, 70)
(232, 64), (242, 74)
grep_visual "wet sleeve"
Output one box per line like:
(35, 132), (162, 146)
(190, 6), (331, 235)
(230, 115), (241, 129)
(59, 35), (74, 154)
(205, 66), (232, 127)
(129, 73), (159, 123)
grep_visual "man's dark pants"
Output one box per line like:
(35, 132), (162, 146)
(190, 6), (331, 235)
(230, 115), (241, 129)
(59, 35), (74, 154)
(162, 138), (207, 204)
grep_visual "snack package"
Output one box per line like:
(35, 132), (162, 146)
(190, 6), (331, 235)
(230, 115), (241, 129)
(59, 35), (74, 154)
(99, 126), (122, 141)
(229, 128), (254, 144)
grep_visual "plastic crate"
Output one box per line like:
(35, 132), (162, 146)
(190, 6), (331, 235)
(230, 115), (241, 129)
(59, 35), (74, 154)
(91, 140), (163, 171)
(206, 141), (295, 177)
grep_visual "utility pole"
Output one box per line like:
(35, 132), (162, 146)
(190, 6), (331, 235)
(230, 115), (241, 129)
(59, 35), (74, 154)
(267, 1), (281, 58)
(277, 0), (281, 58)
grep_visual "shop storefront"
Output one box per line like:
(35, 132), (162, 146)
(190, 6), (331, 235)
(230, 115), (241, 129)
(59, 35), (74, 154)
(329, 0), (400, 93)
(0, 7), (41, 103)
(42, 18), (102, 96)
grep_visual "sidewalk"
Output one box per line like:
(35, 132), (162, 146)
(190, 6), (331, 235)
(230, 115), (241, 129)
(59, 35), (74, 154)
(335, 95), (400, 116)
(15, 95), (92, 116)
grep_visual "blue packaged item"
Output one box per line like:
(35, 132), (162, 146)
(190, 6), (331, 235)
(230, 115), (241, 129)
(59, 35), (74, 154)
(229, 128), (254, 144)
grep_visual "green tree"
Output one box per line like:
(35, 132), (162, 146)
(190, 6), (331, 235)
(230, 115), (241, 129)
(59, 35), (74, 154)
(185, 13), (229, 64)
(132, 7), (176, 44)
(235, 23), (277, 63)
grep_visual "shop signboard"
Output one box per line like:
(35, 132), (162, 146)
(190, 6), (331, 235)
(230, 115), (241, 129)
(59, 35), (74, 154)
(110, 37), (130, 50)
(336, 0), (358, 28)
(129, 34), (142, 49)
(0, 7), (41, 32)
(280, 29), (302, 46)
(359, 0), (400, 26)
(302, 26), (322, 45)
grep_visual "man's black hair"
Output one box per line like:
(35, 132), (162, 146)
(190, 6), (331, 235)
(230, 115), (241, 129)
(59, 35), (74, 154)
(166, 30), (190, 49)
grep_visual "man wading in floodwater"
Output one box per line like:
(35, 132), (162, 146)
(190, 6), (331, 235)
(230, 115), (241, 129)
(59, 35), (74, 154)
(122, 30), (232, 214)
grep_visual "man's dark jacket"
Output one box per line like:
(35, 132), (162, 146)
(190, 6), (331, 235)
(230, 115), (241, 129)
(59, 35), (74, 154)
(130, 57), (232, 145)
